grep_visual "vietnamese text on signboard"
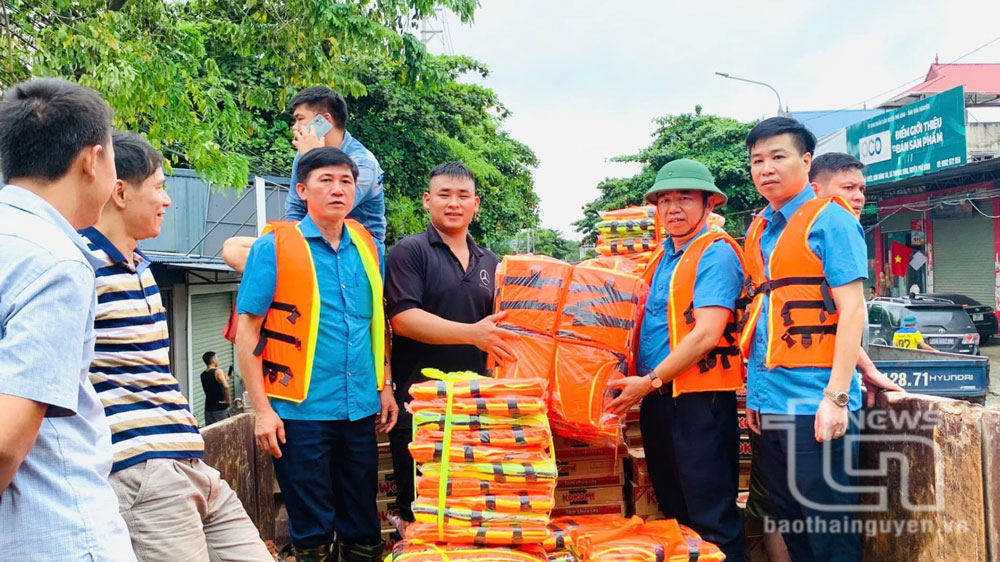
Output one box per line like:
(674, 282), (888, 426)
(846, 86), (967, 185)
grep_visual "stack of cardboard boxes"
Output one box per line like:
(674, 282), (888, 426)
(375, 432), (400, 552)
(551, 434), (628, 519)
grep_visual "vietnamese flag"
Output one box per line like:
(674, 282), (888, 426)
(890, 241), (913, 277)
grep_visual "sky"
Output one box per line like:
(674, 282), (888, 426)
(426, 0), (1000, 239)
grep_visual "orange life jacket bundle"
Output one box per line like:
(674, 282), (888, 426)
(491, 256), (649, 445)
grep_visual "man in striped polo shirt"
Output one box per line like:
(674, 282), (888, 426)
(81, 132), (272, 561)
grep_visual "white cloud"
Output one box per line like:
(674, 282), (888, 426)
(437, 0), (1000, 239)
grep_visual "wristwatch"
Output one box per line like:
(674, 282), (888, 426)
(823, 388), (850, 407)
(647, 371), (663, 390)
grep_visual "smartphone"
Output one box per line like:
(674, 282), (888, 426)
(306, 113), (333, 140)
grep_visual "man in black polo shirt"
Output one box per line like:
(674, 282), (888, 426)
(384, 161), (518, 535)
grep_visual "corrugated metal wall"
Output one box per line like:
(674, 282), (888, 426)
(189, 291), (237, 426)
(932, 215), (995, 306)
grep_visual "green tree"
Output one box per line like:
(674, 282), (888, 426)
(2, 0), (540, 247)
(530, 228), (579, 261)
(575, 107), (760, 241)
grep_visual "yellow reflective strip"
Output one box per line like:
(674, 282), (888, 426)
(345, 221), (385, 390)
(437, 379), (455, 541)
(300, 224), (320, 400)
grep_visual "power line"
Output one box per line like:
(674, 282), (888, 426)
(800, 34), (1000, 125)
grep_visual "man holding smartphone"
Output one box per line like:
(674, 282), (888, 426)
(223, 86), (385, 272)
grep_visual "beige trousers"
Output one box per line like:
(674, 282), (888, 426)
(110, 458), (273, 562)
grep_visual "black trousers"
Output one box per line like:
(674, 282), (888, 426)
(639, 387), (745, 562)
(272, 416), (380, 547)
(758, 414), (861, 562)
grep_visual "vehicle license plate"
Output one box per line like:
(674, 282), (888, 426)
(973, 313), (984, 321)
(928, 338), (952, 346)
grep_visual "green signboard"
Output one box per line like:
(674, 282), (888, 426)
(846, 86), (966, 185)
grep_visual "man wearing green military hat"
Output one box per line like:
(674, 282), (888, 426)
(609, 158), (747, 562)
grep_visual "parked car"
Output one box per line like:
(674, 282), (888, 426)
(867, 296), (980, 355)
(918, 293), (998, 343)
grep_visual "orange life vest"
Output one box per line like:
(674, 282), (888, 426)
(641, 231), (746, 397)
(253, 219), (384, 403)
(738, 197), (850, 368)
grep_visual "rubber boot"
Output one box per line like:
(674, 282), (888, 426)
(338, 539), (386, 562)
(293, 543), (334, 562)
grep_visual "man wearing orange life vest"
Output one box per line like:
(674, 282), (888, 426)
(742, 118), (866, 562)
(608, 158), (746, 562)
(235, 147), (398, 562)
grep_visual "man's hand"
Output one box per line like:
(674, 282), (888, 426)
(606, 376), (653, 416)
(254, 408), (285, 458)
(747, 408), (761, 435)
(376, 385), (399, 434)
(814, 398), (849, 442)
(471, 311), (520, 363)
(292, 125), (325, 155)
(861, 368), (905, 407)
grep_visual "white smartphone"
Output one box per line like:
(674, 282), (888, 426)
(306, 113), (333, 139)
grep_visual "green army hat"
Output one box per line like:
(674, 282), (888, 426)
(643, 158), (728, 206)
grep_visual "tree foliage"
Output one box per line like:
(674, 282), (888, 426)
(2, 0), (539, 246)
(575, 107), (760, 241)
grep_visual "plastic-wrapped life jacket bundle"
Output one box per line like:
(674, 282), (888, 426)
(411, 425), (553, 450)
(408, 395), (547, 417)
(406, 368), (556, 551)
(490, 257), (649, 445)
(409, 377), (548, 401)
(415, 475), (556, 499)
(543, 515), (645, 553)
(386, 541), (548, 562)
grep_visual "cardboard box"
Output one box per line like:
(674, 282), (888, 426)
(553, 435), (624, 459)
(739, 435), (752, 462)
(376, 468), (398, 500)
(554, 484), (625, 508)
(627, 447), (647, 485)
(378, 441), (394, 470)
(630, 483), (659, 518)
(624, 423), (643, 448)
(557, 471), (626, 490)
(739, 459), (751, 491)
(557, 456), (621, 480)
(377, 498), (401, 530)
(551, 503), (626, 518)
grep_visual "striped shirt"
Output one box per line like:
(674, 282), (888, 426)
(81, 227), (203, 472)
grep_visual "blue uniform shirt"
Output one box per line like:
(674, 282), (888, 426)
(285, 130), (387, 241)
(237, 214), (384, 421)
(638, 226), (745, 374)
(745, 186), (868, 415)
(0, 185), (135, 561)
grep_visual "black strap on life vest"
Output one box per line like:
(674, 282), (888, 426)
(269, 301), (301, 324)
(512, 425), (526, 446)
(653, 544), (666, 562)
(500, 301), (559, 312)
(252, 328), (302, 358)
(262, 360), (292, 386)
(697, 345), (739, 373)
(780, 324), (838, 349)
(745, 275), (827, 299)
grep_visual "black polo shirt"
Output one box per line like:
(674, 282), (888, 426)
(385, 224), (499, 393)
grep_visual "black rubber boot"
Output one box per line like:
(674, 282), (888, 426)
(293, 543), (334, 562)
(338, 539), (386, 562)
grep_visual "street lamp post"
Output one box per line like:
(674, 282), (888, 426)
(715, 72), (784, 116)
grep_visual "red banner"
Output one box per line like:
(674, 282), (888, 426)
(890, 241), (913, 277)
